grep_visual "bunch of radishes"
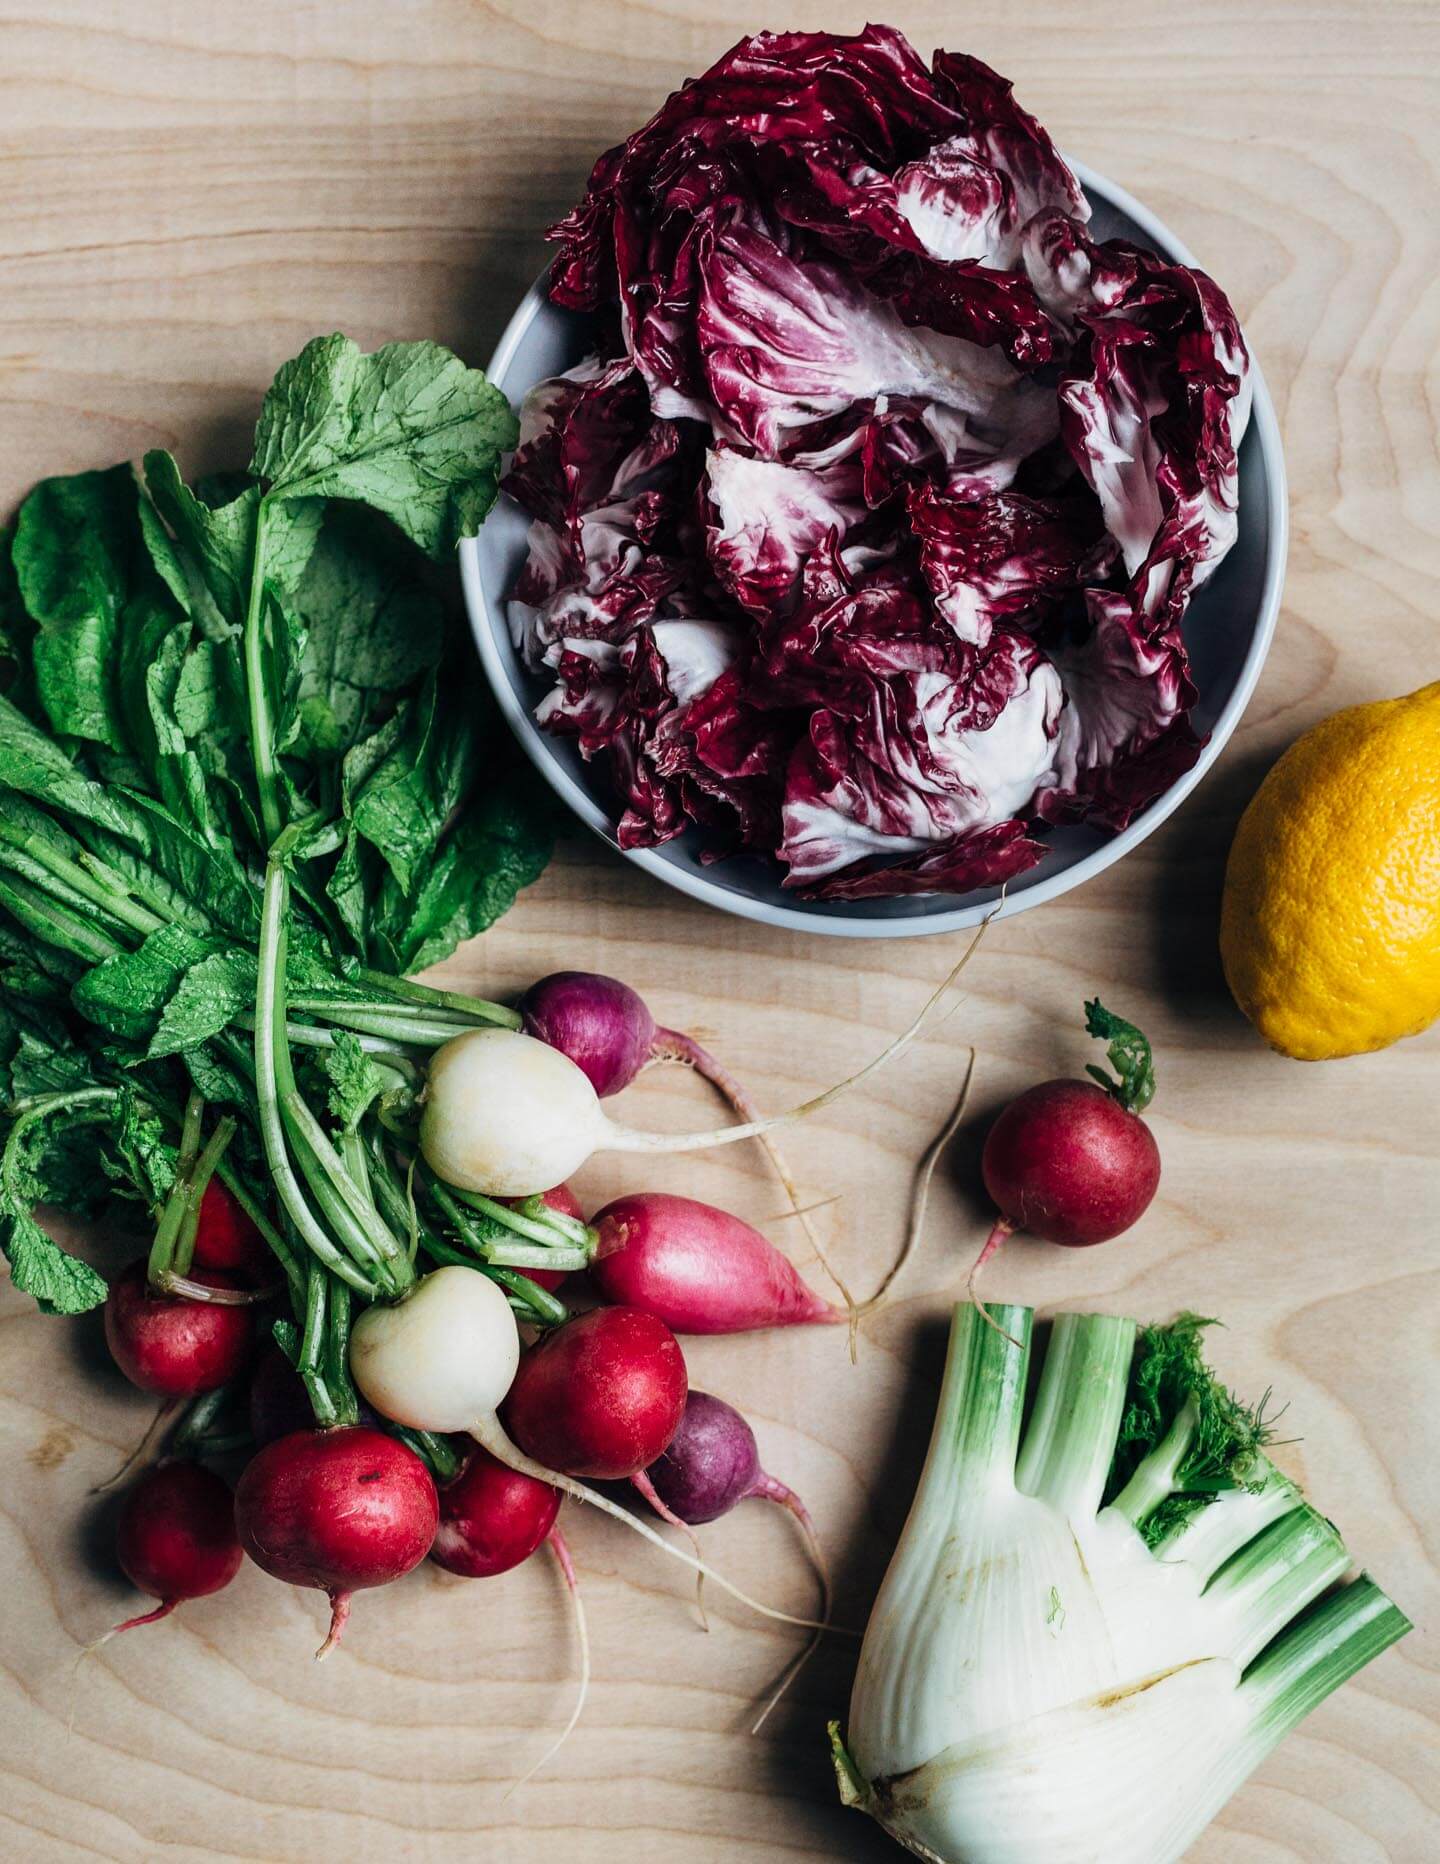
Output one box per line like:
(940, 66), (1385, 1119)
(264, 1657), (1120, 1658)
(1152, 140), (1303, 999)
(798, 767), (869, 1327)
(94, 970), (870, 1756)
(93, 969), (1166, 1769)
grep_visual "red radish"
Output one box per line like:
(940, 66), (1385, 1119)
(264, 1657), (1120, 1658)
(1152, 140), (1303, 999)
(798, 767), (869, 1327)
(234, 1426), (438, 1656)
(635, 1390), (830, 1730)
(503, 1305), (687, 1480)
(432, 1488), (592, 1787)
(970, 1001), (1162, 1318)
(591, 1192), (842, 1334)
(190, 1178), (272, 1282)
(104, 1260), (254, 1397)
(505, 1184), (582, 1294)
(639, 1392), (817, 1530)
(110, 1461), (243, 1634)
(350, 1265), (828, 1634)
(520, 972), (659, 1098)
(431, 1445), (560, 1578)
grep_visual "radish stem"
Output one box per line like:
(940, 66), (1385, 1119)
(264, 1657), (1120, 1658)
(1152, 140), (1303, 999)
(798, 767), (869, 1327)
(631, 1468), (710, 1631)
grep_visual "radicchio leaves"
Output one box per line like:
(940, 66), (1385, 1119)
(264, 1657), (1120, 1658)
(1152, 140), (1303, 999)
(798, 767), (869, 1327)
(512, 28), (1251, 899)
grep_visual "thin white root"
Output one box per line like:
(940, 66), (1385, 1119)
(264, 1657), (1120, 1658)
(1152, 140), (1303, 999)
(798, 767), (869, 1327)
(630, 1468), (709, 1631)
(652, 1029), (860, 1327)
(852, 1046), (978, 1329)
(89, 1400), (178, 1494)
(509, 1526), (591, 1791)
(603, 914), (993, 1160)
(469, 1418), (831, 1633)
(749, 1479), (833, 1735)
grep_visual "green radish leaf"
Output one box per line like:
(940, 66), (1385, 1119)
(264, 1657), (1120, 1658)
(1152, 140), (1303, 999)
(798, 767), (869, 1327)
(13, 466), (139, 750)
(142, 452), (322, 632)
(1083, 998), (1156, 1114)
(371, 781), (553, 974)
(250, 335), (518, 557)
(104, 1084), (177, 1206)
(180, 1039), (255, 1112)
(3, 1209), (108, 1315)
(272, 1318), (301, 1365)
(279, 505), (443, 765)
(321, 1031), (387, 1135)
(0, 691), (141, 840)
(148, 950), (257, 1059)
(71, 923), (214, 1044)
(0, 524), (33, 706)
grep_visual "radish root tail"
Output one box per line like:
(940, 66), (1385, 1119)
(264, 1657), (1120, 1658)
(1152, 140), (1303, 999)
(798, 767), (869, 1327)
(508, 1525), (591, 1791)
(748, 1476), (833, 1735)
(469, 1417), (833, 1634)
(84, 1597), (178, 1651)
(602, 916), (991, 1162)
(652, 1027), (860, 1327)
(852, 1047), (978, 1336)
(630, 1467), (709, 1632)
(315, 1588), (351, 1660)
(89, 1399), (179, 1494)
(967, 1221), (1023, 1349)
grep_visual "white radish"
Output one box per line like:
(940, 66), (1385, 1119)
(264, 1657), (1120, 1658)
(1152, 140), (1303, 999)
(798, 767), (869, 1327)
(420, 955), (969, 1199)
(348, 1266), (825, 1632)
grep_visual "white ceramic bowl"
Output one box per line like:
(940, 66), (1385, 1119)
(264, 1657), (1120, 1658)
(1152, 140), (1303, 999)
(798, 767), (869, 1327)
(461, 161), (1287, 939)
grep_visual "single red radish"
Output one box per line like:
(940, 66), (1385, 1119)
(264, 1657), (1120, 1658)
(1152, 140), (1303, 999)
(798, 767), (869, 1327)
(431, 1446), (560, 1578)
(505, 1184), (582, 1294)
(190, 1178), (272, 1282)
(591, 1192), (842, 1334)
(519, 972), (660, 1099)
(109, 1461), (243, 1634)
(522, 968), (784, 1122)
(635, 1390), (830, 1729)
(104, 1260), (254, 1397)
(234, 1426), (438, 1656)
(970, 1001), (1162, 1321)
(502, 1305), (687, 1480)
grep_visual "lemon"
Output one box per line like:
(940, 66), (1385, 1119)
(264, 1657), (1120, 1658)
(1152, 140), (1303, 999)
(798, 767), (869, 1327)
(1220, 680), (1440, 1060)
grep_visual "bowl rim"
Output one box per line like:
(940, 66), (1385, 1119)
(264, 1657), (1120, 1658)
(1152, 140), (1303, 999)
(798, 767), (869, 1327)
(460, 157), (1288, 940)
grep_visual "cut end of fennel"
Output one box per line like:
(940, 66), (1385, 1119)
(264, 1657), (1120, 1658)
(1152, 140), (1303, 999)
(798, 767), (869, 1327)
(836, 1303), (1410, 1864)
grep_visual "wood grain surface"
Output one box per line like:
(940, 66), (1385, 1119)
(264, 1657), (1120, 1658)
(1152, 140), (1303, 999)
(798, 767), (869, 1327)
(1, 2), (1437, 1859)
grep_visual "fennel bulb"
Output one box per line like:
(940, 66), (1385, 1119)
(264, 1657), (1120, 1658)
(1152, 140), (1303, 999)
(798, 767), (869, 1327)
(832, 1304), (1408, 1864)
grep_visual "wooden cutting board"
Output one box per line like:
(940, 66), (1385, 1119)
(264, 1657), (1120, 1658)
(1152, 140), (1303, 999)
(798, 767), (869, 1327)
(1, 3), (1435, 1859)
